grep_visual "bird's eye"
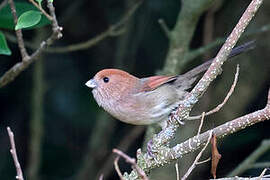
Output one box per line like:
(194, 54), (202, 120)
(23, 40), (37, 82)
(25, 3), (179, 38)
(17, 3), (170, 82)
(103, 77), (109, 83)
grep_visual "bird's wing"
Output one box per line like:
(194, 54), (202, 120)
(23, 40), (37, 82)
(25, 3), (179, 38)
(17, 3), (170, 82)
(140, 75), (177, 92)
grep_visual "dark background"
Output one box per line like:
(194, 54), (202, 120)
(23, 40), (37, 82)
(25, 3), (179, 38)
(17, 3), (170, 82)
(0, 0), (270, 179)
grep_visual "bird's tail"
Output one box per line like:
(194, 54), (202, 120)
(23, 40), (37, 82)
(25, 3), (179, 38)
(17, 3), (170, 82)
(174, 41), (255, 91)
(182, 41), (255, 79)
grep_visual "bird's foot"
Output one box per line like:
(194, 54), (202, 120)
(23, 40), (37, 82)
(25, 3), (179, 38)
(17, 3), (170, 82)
(147, 139), (158, 158)
(169, 111), (185, 125)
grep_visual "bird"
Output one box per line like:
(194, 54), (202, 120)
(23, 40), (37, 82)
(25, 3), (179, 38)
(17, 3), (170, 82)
(86, 42), (254, 129)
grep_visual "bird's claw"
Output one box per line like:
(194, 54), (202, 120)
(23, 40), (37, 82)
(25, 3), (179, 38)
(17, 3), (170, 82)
(147, 139), (158, 159)
(170, 111), (185, 125)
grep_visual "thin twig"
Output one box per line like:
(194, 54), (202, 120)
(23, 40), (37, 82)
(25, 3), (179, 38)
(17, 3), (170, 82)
(114, 156), (124, 180)
(113, 149), (149, 180)
(7, 127), (24, 180)
(98, 174), (104, 180)
(211, 175), (270, 180)
(252, 162), (270, 169)
(197, 112), (205, 135)
(258, 168), (268, 180)
(181, 130), (213, 180)
(158, 19), (171, 38)
(228, 139), (270, 177)
(197, 157), (211, 165)
(175, 162), (180, 180)
(188, 64), (240, 120)
(96, 126), (145, 179)
(28, 0), (53, 21)
(268, 87), (270, 106)
(7, 0), (29, 60)
(46, 0), (62, 41)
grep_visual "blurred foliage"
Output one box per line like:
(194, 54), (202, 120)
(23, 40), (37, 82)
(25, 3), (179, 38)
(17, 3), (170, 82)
(0, 0), (270, 180)
(0, 31), (11, 55)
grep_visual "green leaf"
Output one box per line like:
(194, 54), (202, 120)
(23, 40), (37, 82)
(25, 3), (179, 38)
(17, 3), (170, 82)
(0, 31), (11, 55)
(35, 0), (42, 7)
(15, 10), (42, 30)
(0, 2), (50, 30)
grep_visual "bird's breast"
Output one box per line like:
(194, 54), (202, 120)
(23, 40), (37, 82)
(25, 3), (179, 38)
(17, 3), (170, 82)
(92, 84), (181, 126)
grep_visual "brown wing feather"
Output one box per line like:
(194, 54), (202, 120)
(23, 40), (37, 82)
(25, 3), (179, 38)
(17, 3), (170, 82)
(141, 76), (177, 92)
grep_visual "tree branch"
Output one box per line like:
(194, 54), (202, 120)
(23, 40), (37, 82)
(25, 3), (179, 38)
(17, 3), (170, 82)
(26, 35), (45, 179)
(114, 156), (124, 180)
(181, 130), (213, 180)
(0, 0), (7, 11)
(212, 174), (270, 180)
(0, 0), (62, 88)
(28, 0), (53, 21)
(252, 162), (270, 169)
(158, 19), (171, 39)
(7, 0), (29, 60)
(175, 162), (180, 180)
(147, 0), (263, 158)
(182, 23), (270, 69)
(44, 0), (142, 53)
(228, 139), (270, 176)
(7, 127), (24, 180)
(140, 88), (270, 173)
(113, 149), (148, 180)
(96, 126), (145, 179)
(162, 0), (215, 75)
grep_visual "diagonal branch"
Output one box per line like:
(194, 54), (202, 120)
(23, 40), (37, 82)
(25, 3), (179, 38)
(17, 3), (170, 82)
(28, 0), (53, 21)
(186, 0), (262, 109)
(0, 0), (62, 88)
(125, 0), (265, 179)
(114, 156), (124, 180)
(148, 0), (263, 157)
(142, 88), (270, 172)
(113, 149), (149, 180)
(228, 139), (270, 176)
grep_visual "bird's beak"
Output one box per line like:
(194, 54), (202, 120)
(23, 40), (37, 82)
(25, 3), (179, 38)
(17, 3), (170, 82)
(85, 79), (97, 89)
